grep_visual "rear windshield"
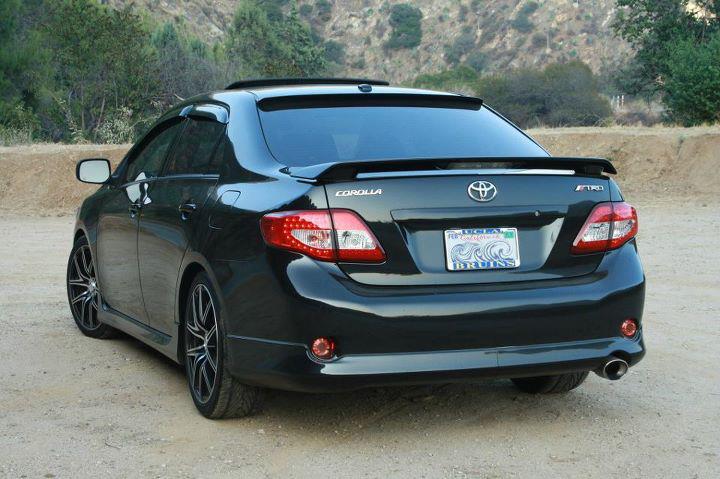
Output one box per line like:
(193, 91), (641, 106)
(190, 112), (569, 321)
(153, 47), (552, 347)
(257, 105), (547, 167)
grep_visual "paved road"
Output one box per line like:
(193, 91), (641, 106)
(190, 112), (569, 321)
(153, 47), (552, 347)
(1, 201), (718, 478)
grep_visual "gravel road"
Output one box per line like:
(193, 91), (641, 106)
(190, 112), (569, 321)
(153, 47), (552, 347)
(1, 198), (719, 478)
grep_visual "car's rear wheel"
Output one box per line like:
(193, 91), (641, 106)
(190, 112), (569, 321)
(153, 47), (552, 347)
(511, 371), (589, 394)
(66, 236), (115, 339)
(183, 272), (262, 418)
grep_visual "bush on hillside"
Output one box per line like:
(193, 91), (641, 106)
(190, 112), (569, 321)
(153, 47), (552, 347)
(445, 29), (476, 65)
(479, 61), (612, 127)
(315, 0), (332, 22)
(465, 51), (487, 73)
(386, 4), (423, 49)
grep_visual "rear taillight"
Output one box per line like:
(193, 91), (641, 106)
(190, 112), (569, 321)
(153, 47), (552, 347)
(260, 209), (385, 263)
(572, 201), (638, 254)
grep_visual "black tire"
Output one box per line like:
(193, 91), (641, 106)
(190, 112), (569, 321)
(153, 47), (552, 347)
(66, 235), (116, 339)
(511, 371), (589, 394)
(183, 272), (262, 419)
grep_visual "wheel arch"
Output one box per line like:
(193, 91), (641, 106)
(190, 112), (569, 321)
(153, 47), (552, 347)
(73, 228), (87, 242)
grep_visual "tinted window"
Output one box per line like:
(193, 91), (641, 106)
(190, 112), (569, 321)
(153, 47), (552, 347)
(164, 119), (226, 175)
(126, 121), (183, 182)
(258, 106), (547, 167)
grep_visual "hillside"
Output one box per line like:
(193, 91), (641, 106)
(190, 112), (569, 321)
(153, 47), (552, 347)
(106, 0), (630, 83)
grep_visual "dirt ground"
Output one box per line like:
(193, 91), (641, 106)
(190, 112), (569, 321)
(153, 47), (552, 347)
(1, 194), (719, 478)
(1, 130), (719, 477)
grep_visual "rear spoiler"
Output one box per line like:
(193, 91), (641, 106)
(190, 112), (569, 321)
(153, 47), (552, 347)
(286, 157), (617, 182)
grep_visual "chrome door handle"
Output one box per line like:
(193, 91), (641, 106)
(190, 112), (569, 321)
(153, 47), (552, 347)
(179, 202), (197, 220)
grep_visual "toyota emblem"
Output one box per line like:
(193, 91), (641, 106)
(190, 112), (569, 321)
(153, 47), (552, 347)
(467, 181), (497, 202)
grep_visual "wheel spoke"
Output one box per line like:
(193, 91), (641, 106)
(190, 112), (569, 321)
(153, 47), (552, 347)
(194, 356), (204, 395)
(205, 350), (217, 373)
(74, 254), (89, 281)
(186, 344), (204, 355)
(187, 323), (205, 341)
(81, 247), (92, 277)
(201, 300), (212, 326)
(201, 362), (213, 391)
(71, 291), (88, 305)
(206, 324), (217, 342)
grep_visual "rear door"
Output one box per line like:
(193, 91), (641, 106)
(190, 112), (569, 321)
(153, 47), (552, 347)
(137, 105), (227, 335)
(325, 171), (611, 286)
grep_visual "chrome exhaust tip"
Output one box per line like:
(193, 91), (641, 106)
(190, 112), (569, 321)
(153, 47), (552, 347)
(595, 358), (629, 381)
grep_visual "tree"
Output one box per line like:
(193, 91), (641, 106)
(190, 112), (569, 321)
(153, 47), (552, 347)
(151, 22), (229, 105)
(386, 4), (423, 49)
(225, 0), (327, 77)
(664, 32), (720, 125)
(0, 0), (47, 134)
(543, 61), (612, 126)
(613, 0), (719, 99)
(43, 0), (159, 141)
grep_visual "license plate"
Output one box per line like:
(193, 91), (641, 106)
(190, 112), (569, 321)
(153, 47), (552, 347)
(444, 228), (520, 271)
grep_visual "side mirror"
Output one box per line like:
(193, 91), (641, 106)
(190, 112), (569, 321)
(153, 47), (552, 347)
(76, 159), (111, 184)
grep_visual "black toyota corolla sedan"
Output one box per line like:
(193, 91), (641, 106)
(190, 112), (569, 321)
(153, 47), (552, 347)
(68, 78), (645, 418)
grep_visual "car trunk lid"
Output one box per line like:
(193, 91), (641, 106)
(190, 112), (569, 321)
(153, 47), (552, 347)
(319, 161), (613, 286)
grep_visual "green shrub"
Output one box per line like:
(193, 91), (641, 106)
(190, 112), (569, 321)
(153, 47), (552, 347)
(511, 2), (537, 33)
(464, 50), (487, 72)
(386, 4), (423, 49)
(519, 1), (539, 16)
(511, 14), (533, 33)
(459, 4), (469, 19)
(664, 32), (720, 125)
(316, 0), (332, 22)
(299, 4), (313, 17)
(324, 40), (346, 65)
(413, 66), (478, 92)
(531, 32), (546, 49)
(477, 61), (611, 128)
(445, 29), (476, 65)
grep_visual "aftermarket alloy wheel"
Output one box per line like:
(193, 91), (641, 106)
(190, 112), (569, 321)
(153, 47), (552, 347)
(66, 236), (115, 339)
(183, 272), (262, 418)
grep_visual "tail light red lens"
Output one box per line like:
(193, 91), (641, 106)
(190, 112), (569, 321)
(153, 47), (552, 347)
(260, 209), (385, 263)
(572, 201), (638, 254)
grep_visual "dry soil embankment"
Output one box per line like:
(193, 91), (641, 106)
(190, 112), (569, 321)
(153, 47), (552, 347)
(1, 127), (718, 215)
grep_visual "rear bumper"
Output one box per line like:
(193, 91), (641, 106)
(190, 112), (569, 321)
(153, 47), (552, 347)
(217, 241), (646, 392)
(227, 335), (644, 392)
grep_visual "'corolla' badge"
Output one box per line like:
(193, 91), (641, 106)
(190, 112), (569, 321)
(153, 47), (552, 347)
(467, 181), (497, 202)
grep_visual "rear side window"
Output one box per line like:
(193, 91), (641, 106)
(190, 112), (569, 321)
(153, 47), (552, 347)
(164, 118), (226, 176)
(125, 120), (183, 182)
(257, 105), (547, 167)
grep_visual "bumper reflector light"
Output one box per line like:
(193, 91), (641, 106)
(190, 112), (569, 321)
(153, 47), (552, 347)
(621, 318), (638, 338)
(311, 337), (336, 360)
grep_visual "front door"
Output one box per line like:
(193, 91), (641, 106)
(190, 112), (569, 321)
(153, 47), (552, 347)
(96, 119), (184, 323)
(138, 107), (228, 334)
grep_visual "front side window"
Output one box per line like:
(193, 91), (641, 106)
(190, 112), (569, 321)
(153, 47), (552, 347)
(125, 120), (183, 182)
(164, 118), (226, 176)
